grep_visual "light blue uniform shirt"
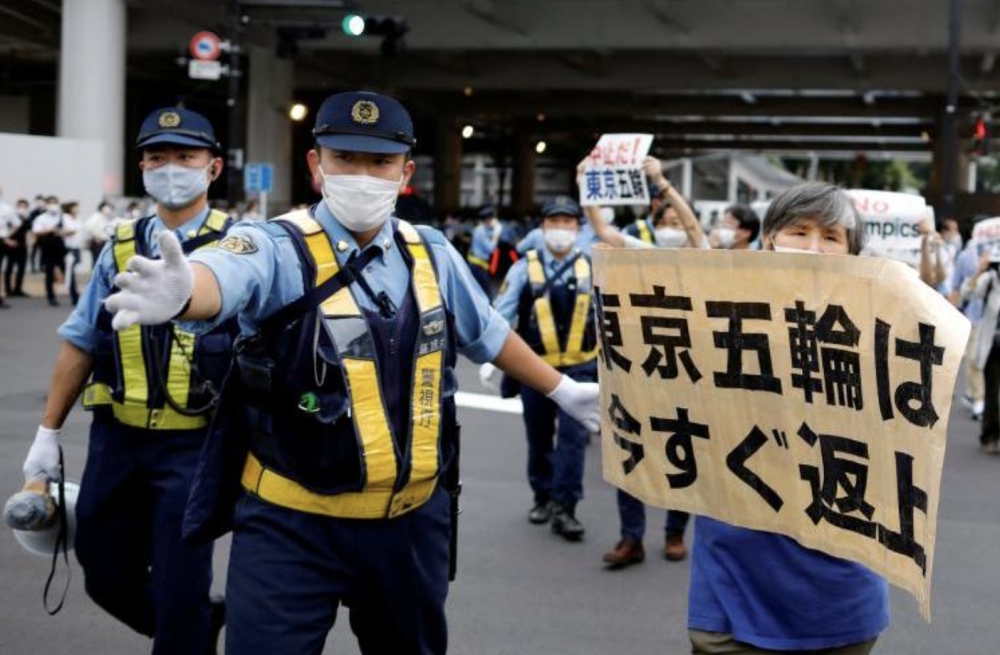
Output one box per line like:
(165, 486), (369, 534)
(183, 203), (510, 364)
(951, 245), (984, 325)
(469, 222), (502, 262)
(516, 225), (599, 257)
(494, 245), (584, 326)
(59, 206), (215, 354)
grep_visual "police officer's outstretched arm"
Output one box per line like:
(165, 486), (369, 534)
(493, 332), (601, 433)
(104, 231), (221, 328)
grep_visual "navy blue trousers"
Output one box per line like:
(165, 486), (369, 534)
(617, 489), (690, 542)
(469, 264), (493, 301)
(520, 362), (596, 506)
(226, 486), (451, 655)
(74, 414), (214, 655)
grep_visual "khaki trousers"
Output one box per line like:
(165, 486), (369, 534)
(690, 630), (877, 655)
(967, 324), (985, 402)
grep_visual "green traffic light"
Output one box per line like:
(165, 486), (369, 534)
(342, 14), (366, 37)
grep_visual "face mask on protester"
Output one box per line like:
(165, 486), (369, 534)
(143, 163), (212, 210)
(774, 245), (817, 254)
(101, 205), (113, 217)
(321, 172), (401, 233)
(654, 227), (687, 248)
(714, 227), (736, 249)
(544, 228), (577, 253)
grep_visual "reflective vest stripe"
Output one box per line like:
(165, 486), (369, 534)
(635, 219), (654, 244)
(112, 221), (150, 406)
(466, 254), (490, 270)
(397, 220), (444, 493)
(242, 452), (438, 520)
(526, 249), (597, 368)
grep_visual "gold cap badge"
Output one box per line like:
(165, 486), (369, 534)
(158, 111), (182, 128)
(351, 100), (379, 125)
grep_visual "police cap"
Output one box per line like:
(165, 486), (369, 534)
(135, 107), (220, 152)
(541, 196), (582, 219)
(313, 91), (415, 155)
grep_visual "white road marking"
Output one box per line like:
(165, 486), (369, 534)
(455, 391), (523, 415)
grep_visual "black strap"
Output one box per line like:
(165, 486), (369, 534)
(533, 251), (582, 300)
(181, 229), (227, 254)
(256, 246), (382, 337)
(43, 448), (71, 616)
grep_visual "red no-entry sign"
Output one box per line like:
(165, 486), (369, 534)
(189, 31), (222, 61)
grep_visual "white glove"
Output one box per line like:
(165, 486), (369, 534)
(479, 363), (502, 391)
(104, 231), (193, 331)
(548, 375), (601, 434)
(23, 426), (62, 483)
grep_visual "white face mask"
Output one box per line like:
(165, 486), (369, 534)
(321, 172), (401, 233)
(654, 227), (687, 248)
(714, 227), (736, 249)
(544, 228), (577, 253)
(46, 204), (60, 215)
(143, 163), (211, 210)
(774, 245), (817, 254)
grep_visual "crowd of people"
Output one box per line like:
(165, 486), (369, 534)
(0, 189), (271, 310)
(4, 90), (989, 655)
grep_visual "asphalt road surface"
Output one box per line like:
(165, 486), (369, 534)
(1, 291), (998, 654)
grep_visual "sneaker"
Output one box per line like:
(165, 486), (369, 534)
(528, 501), (553, 525)
(664, 533), (688, 561)
(551, 503), (585, 541)
(602, 538), (645, 568)
(973, 400), (985, 421)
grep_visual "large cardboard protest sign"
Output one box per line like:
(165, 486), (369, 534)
(592, 247), (969, 619)
(850, 190), (928, 266)
(580, 134), (654, 207)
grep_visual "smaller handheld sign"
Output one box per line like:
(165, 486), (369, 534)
(190, 31), (222, 61)
(580, 134), (654, 207)
(850, 189), (928, 266)
(972, 216), (1000, 253)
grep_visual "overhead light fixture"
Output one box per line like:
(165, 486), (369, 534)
(289, 103), (308, 121)
(535, 141), (547, 154)
(463, 86), (474, 97)
(461, 125), (474, 139)
(342, 14), (366, 36)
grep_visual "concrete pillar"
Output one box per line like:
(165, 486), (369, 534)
(680, 157), (693, 199)
(434, 120), (462, 214)
(512, 135), (536, 216)
(246, 46), (293, 214)
(58, 0), (126, 196)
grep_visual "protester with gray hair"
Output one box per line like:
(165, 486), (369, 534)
(688, 182), (888, 655)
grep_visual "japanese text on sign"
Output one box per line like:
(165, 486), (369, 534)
(580, 134), (653, 207)
(592, 246), (970, 620)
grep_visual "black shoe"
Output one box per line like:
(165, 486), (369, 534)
(551, 503), (585, 541)
(11, 290), (28, 297)
(47, 299), (59, 307)
(528, 501), (553, 524)
(204, 595), (226, 655)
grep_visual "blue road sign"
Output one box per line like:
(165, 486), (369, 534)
(244, 162), (274, 194)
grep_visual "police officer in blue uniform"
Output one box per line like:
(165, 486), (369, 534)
(466, 204), (502, 298)
(20, 107), (233, 654)
(101, 91), (600, 655)
(489, 196), (597, 540)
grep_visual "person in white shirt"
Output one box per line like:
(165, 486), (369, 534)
(84, 201), (117, 262)
(61, 201), (88, 305)
(31, 195), (67, 307)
